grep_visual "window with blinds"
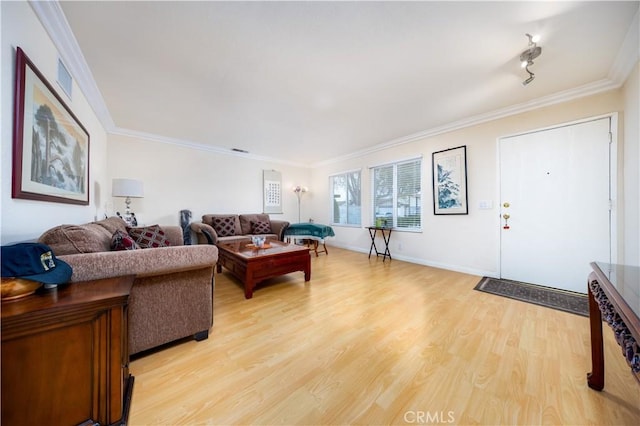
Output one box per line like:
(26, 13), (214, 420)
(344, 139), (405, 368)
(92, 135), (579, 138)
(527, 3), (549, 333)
(372, 158), (421, 230)
(57, 58), (72, 99)
(330, 170), (361, 226)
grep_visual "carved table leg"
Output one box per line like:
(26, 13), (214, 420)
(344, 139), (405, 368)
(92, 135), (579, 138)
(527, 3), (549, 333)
(587, 282), (605, 391)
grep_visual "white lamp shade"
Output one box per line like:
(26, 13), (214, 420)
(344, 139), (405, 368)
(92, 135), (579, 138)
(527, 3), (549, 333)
(112, 179), (144, 198)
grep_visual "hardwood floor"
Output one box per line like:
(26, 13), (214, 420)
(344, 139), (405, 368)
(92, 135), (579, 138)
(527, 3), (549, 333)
(129, 248), (639, 425)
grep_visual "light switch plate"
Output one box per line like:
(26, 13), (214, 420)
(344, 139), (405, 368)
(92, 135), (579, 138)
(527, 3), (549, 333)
(478, 200), (493, 209)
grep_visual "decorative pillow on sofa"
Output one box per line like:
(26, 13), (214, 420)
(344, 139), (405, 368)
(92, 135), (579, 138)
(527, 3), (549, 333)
(39, 223), (112, 255)
(251, 220), (271, 235)
(111, 229), (141, 251)
(127, 225), (172, 248)
(239, 214), (270, 235)
(212, 217), (236, 237)
(38, 217), (129, 255)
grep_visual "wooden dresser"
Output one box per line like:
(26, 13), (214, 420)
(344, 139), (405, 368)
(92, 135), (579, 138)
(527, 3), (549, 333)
(1, 276), (135, 425)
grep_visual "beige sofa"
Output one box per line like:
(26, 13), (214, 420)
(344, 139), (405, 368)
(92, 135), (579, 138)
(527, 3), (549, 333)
(38, 217), (219, 355)
(190, 213), (289, 246)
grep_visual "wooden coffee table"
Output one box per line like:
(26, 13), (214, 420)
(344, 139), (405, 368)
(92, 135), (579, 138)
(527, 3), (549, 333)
(216, 240), (311, 298)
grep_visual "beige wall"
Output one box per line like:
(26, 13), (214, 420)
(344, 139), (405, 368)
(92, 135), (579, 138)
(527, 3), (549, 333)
(1, 1), (108, 244)
(2, 0), (637, 277)
(104, 86), (634, 276)
(106, 134), (310, 227)
(309, 89), (630, 275)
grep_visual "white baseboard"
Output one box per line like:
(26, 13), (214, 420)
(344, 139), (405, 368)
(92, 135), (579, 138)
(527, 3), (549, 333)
(326, 242), (499, 279)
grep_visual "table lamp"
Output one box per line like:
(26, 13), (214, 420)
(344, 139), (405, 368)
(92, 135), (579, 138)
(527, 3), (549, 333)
(112, 178), (144, 226)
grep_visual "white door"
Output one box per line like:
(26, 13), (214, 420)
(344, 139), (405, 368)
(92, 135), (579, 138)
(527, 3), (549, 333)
(499, 117), (612, 293)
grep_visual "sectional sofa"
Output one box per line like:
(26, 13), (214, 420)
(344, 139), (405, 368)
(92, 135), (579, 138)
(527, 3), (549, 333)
(190, 213), (289, 246)
(38, 217), (219, 355)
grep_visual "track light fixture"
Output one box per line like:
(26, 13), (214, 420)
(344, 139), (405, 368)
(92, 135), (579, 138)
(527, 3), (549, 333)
(519, 33), (542, 86)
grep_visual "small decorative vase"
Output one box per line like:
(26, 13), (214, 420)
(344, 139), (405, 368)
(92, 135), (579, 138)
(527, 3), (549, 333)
(251, 236), (265, 248)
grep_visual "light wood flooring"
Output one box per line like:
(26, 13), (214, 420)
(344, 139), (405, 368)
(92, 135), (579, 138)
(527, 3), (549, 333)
(129, 248), (639, 425)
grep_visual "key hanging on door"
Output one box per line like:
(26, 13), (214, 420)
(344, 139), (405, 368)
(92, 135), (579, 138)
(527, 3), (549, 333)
(503, 213), (510, 229)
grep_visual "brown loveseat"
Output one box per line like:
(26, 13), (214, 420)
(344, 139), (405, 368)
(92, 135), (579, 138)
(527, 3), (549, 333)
(190, 213), (289, 246)
(38, 217), (219, 355)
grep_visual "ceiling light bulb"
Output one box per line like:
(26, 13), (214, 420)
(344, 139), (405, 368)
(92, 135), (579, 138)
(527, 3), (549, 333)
(531, 34), (541, 43)
(521, 60), (529, 68)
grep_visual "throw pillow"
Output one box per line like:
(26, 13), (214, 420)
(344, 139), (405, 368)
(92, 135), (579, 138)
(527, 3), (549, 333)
(111, 229), (141, 251)
(212, 217), (236, 237)
(39, 223), (111, 255)
(127, 225), (172, 248)
(251, 220), (271, 235)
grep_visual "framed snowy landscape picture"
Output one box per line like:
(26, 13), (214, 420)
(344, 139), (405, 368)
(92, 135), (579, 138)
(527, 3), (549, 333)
(12, 47), (90, 205)
(432, 145), (468, 215)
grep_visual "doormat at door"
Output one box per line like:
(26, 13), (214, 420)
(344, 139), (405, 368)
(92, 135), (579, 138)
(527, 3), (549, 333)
(474, 277), (588, 317)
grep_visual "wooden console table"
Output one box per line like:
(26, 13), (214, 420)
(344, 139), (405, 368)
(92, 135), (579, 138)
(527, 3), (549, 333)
(1, 276), (135, 425)
(587, 262), (640, 390)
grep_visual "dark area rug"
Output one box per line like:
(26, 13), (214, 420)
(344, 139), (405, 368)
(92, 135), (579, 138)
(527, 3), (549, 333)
(474, 277), (589, 317)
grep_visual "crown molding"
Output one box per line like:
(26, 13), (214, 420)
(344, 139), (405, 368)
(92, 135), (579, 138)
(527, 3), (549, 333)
(109, 127), (303, 167)
(29, 0), (115, 130)
(312, 78), (620, 168)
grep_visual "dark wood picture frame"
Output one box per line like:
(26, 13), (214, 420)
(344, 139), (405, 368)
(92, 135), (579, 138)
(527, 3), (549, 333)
(12, 47), (90, 205)
(432, 145), (468, 215)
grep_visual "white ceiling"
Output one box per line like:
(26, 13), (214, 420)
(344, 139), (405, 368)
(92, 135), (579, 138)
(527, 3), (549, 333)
(44, 1), (639, 166)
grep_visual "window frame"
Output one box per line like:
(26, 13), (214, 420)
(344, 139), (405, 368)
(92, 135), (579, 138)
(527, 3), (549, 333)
(329, 169), (362, 227)
(370, 157), (422, 231)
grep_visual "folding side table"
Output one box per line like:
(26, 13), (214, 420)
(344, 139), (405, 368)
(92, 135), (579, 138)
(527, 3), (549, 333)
(367, 226), (392, 261)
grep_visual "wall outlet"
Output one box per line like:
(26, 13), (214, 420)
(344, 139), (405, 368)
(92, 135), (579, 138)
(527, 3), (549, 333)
(398, 242), (403, 251)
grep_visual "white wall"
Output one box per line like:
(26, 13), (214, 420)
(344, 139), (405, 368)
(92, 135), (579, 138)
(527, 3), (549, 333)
(106, 134), (310, 228)
(623, 62), (640, 266)
(309, 90), (627, 277)
(2, 1), (637, 277)
(1, 1), (108, 244)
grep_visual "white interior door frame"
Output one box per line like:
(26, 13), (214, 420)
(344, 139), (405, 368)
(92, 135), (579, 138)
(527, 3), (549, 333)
(495, 112), (618, 278)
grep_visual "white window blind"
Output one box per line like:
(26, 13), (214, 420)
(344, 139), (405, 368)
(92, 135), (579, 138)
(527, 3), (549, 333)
(57, 58), (72, 98)
(372, 158), (421, 229)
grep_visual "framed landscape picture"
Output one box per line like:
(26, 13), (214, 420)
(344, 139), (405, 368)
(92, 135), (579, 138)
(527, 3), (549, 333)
(12, 47), (90, 205)
(432, 145), (468, 215)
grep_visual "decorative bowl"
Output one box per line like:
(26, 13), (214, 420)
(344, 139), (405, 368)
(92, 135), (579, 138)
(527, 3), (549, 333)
(1, 278), (42, 301)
